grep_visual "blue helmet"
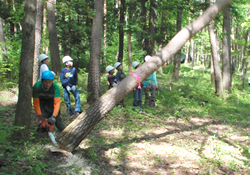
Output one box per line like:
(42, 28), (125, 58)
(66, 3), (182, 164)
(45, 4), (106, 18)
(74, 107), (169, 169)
(41, 70), (54, 80)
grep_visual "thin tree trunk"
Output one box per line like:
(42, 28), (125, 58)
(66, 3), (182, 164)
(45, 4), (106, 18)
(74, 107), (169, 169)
(102, 0), (107, 65)
(171, 5), (183, 81)
(222, 5), (232, 93)
(242, 30), (249, 89)
(118, 0), (125, 63)
(47, 0), (61, 76)
(0, 17), (7, 61)
(87, 0), (104, 104)
(56, 0), (233, 152)
(128, 0), (132, 73)
(185, 40), (190, 65)
(33, 0), (43, 84)
(13, 0), (36, 140)
(208, 17), (222, 95)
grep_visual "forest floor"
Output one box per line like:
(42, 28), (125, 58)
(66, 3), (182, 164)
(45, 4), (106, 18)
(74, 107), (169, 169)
(1, 67), (250, 175)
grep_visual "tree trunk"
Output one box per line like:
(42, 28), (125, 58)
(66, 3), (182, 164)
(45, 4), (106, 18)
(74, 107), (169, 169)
(128, 0), (133, 73)
(242, 30), (249, 89)
(13, 0), (36, 140)
(56, 0), (233, 152)
(206, 0), (222, 95)
(222, 5), (232, 93)
(185, 40), (190, 65)
(33, 0), (43, 84)
(47, 0), (61, 76)
(171, 4), (183, 81)
(0, 17), (7, 61)
(102, 0), (107, 66)
(87, 0), (104, 104)
(118, 0), (125, 63)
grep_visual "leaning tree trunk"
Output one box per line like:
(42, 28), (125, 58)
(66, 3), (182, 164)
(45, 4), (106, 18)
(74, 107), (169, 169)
(87, 0), (104, 104)
(207, 0), (222, 96)
(47, 0), (61, 76)
(13, 0), (36, 140)
(222, 5), (232, 93)
(171, 4), (183, 81)
(33, 0), (44, 84)
(56, 0), (233, 152)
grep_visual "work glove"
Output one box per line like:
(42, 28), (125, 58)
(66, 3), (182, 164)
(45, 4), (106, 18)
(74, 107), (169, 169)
(37, 115), (43, 121)
(71, 85), (76, 92)
(47, 115), (56, 125)
(66, 85), (71, 92)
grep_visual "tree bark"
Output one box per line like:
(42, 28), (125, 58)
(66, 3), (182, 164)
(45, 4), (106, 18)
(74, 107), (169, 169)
(13, 0), (36, 140)
(118, 0), (125, 63)
(128, 0), (133, 73)
(33, 0), (43, 84)
(0, 17), (7, 61)
(222, 5), (232, 93)
(171, 4), (183, 81)
(47, 0), (61, 76)
(56, 0), (233, 152)
(207, 0), (222, 95)
(87, 0), (104, 104)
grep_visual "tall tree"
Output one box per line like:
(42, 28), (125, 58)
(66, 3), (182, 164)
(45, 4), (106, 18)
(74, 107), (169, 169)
(0, 17), (7, 61)
(33, 0), (44, 84)
(118, 0), (125, 63)
(87, 0), (104, 104)
(222, 5), (232, 92)
(144, 0), (156, 56)
(127, 0), (133, 73)
(55, 0), (233, 152)
(47, 0), (61, 75)
(207, 0), (222, 95)
(171, 4), (183, 81)
(13, 0), (36, 140)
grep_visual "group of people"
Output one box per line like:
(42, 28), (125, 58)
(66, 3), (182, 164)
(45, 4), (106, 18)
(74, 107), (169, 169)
(32, 53), (158, 145)
(33, 54), (81, 139)
(105, 55), (158, 112)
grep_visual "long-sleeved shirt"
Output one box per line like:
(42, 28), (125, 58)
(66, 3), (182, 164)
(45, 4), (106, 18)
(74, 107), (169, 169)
(60, 67), (78, 88)
(33, 81), (61, 117)
(143, 71), (157, 85)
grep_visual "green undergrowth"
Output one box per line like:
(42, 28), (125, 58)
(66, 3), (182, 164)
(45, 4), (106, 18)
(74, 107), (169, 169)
(1, 64), (250, 174)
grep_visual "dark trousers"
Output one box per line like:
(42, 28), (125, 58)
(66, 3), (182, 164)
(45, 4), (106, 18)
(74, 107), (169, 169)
(133, 88), (143, 108)
(144, 84), (156, 107)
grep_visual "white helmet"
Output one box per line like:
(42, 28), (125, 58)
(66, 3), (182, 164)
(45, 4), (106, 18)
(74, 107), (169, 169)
(62, 56), (73, 64)
(114, 62), (122, 69)
(38, 54), (49, 62)
(144, 55), (152, 62)
(132, 61), (140, 69)
(106, 65), (114, 73)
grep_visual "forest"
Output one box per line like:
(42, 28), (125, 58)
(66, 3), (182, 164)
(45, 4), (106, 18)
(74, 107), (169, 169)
(0, 0), (250, 174)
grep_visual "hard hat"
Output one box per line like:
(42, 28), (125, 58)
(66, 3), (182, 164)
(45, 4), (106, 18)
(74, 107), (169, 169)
(106, 65), (114, 73)
(144, 55), (152, 62)
(41, 70), (54, 80)
(38, 54), (49, 62)
(132, 61), (140, 69)
(114, 62), (122, 69)
(62, 56), (73, 64)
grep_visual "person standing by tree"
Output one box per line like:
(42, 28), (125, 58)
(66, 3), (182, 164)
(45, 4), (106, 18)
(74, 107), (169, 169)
(143, 55), (158, 108)
(33, 70), (65, 133)
(106, 65), (117, 89)
(38, 54), (55, 80)
(114, 62), (126, 82)
(60, 56), (81, 116)
(131, 61), (143, 112)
